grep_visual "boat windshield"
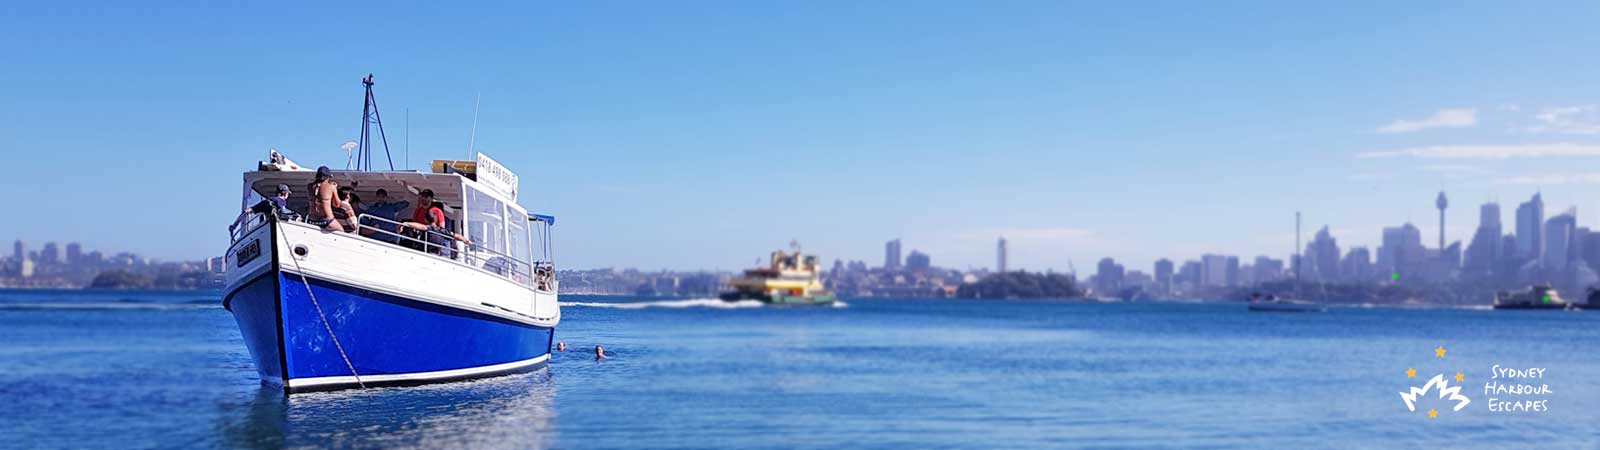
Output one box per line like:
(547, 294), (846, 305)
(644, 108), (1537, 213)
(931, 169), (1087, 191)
(466, 186), (507, 256)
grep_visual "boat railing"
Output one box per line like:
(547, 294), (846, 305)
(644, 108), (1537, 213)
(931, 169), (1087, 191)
(356, 213), (554, 291)
(229, 211), (271, 242)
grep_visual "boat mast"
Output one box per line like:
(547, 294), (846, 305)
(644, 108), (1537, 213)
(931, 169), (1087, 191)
(466, 92), (481, 160)
(356, 74), (395, 171)
(1295, 211), (1301, 298)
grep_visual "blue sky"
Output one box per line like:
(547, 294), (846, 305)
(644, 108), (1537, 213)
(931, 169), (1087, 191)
(5, 1), (1600, 273)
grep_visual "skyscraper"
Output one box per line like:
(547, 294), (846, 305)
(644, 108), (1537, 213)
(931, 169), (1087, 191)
(1154, 259), (1174, 295)
(11, 240), (22, 263)
(884, 239), (902, 270)
(1201, 254), (1230, 287)
(1253, 256), (1284, 283)
(1179, 260), (1202, 289)
(1516, 193), (1544, 261)
(1582, 229), (1600, 274)
(39, 242), (59, 265)
(1498, 235), (1521, 283)
(1464, 202), (1502, 274)
(1379, 223), (1425, 279)
(1544, 208), (1577, 272)
(1096, 257), (1124, 294)
(1342, 247), (1372, 282)
(906, 250), (931, 271)
(66, 242), (82, 266)
(996, 237), (1008, 273)
(1436, 191), (1449, 251)
(1305, 226), (1341, 282)
(1225, 256), (1240, 287)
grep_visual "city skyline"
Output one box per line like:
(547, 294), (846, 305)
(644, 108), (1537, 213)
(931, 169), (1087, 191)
(4, 187), (1593, 276)
(6, 185), (1592, 300)
(8, 3), (1600, 271)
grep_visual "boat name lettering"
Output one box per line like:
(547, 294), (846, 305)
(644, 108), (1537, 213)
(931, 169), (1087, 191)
(475, 152), (518, 200)
(233, 239), (261, 267)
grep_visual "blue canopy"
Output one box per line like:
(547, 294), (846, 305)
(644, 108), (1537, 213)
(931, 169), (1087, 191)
(528, 213), (556, 225)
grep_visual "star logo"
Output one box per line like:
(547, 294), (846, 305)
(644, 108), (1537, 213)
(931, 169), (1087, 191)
(1399, 346), (1470, 419)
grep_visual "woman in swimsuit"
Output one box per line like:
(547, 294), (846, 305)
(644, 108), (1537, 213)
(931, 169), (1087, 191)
(307, 166), (356, 232)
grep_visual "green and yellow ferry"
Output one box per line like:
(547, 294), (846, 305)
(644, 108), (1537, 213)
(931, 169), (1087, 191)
(720, 247), (837, 306)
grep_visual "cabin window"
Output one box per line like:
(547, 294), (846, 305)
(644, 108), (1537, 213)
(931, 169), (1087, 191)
(465, 187), (507, 256)
(507, 205), (531, 272)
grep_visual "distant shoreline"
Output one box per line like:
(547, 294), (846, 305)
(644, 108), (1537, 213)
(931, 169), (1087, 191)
(0, 288), (1509, 311)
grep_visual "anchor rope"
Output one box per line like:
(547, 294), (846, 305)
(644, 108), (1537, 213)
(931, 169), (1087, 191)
(278, 222), (365, 389)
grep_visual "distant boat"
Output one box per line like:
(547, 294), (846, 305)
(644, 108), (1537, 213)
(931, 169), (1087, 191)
(720, 245), (837, 306)
(1248, 211), (1325, 313)
(1248, 293), (1326, 313)
(1493, 285), (1576, 310)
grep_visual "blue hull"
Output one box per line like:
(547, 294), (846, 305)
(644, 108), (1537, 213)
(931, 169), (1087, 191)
(224, 270), (555, 393)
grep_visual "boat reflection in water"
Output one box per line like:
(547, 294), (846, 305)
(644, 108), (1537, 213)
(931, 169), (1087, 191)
(219, 370), (556, 449)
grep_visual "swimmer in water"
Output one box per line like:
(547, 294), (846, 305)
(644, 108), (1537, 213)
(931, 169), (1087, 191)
(556, 341), (565, 352)
(594, 345), (608, 360)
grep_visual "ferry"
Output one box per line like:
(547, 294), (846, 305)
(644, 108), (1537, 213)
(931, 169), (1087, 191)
(222, 76), (560, 393)
(1494, 285), (1575, 310)
(720, 246), (837, 306)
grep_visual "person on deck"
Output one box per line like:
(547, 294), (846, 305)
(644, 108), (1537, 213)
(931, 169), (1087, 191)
(335, 186), (362, 231)
(399, 189), (438, 251)
(359, 188), (410, 243)
(401, 193), (471, 254)
(232, 184), (298, 232)
(307, 166), (356, 233)
(408, 189), (437, 227)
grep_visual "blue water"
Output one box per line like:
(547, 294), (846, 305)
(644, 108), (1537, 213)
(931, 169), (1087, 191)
(2, 290), (1598, 449)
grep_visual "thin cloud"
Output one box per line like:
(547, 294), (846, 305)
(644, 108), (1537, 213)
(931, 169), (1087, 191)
(1359, 143), (1600, 160)
(1419, 164), (1491, 177)
(1377, 108), (1477, 133)
(1494, 173), (1600, 185)
(1528, 105), (1600, 134)
(1347, 172), (1387, 182)
(957, 227), (1095, 242)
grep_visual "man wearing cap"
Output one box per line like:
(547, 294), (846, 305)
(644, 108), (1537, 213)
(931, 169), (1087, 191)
(233, 183), (299, 231)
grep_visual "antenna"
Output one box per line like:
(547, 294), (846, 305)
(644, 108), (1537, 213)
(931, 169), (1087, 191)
(466, 92), (481, 159)
(355, 74), (395, 171)
(405, 108), (410, 170)
(1295, 211), (1302, 286)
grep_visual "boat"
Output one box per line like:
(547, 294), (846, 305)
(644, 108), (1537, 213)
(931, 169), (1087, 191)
(1248, 212), (1326, 313)
(222, 75), (560, 393)
(1494, 285), (1575, 310)
(1248, 294), (1327, 313)
(720, 245), (837, 306)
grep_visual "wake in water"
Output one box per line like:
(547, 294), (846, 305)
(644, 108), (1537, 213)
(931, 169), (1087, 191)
(560, 298), (765, 309)
(0, 302), (220, 311)
(560, 298), (849, 309)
